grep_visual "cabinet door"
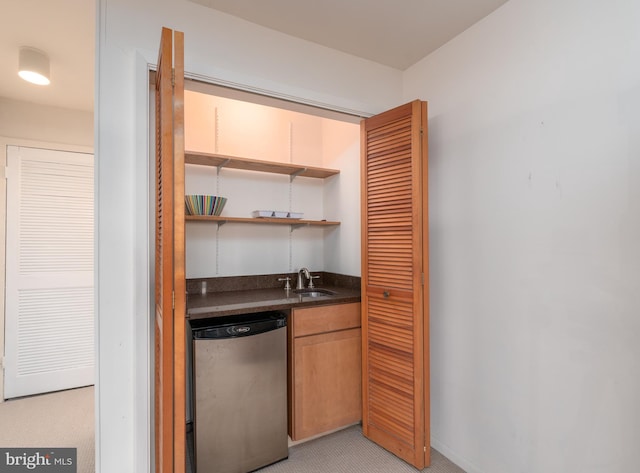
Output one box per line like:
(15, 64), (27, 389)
(360, 100), (429, 468)
(291, 327), (362, 440)
(155, 27), (186, 473)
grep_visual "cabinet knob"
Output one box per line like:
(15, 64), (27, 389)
(383, 291), (390, 299)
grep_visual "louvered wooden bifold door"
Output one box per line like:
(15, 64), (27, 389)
(155, 27), (186, 473)
(361, 100), (429, 469)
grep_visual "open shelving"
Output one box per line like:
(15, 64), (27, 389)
(185, 150), (341, 228)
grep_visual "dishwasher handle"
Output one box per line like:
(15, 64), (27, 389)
(192, 312), (286, 340)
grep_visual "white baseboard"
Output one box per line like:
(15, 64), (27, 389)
(431, 435), (485, 473)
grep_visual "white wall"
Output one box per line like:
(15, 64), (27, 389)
(96, 1), (401, 471)
(0, 97), (93, 147)
(323, 119), (361, 277)
(0, 99), (93, 402)
(404, 0), (640, 472)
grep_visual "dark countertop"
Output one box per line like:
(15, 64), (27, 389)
(187, 285), (362, 320)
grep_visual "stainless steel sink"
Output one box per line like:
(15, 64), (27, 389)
(292, 288), (336, 297)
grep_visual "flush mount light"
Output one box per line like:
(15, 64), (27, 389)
(18, 47), (50, 86)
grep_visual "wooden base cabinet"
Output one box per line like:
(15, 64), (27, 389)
(288, 303), (362, 441)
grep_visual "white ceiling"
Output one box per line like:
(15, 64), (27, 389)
(0, 0), (508, 113)
(0, 0), (95, 112)
(188, 0), (509, 70)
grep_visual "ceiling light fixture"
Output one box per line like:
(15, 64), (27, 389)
(18, 47), (50, 86)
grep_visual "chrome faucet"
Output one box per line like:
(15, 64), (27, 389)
(296, 267), (310, 290)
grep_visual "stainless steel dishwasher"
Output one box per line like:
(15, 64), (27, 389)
(191, 311), (288, 473)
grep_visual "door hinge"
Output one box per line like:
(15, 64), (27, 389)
(171, 68), (175, 87)
(3, 166), (8, 180)
(0, 356), (4, 370)
(424, 446), (427, 452)
(172, 291), (175, 310)
(421, 273), (425, 285)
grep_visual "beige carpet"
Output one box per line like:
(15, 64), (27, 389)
(258, 425), (466, 473)
(0, 386), (94, 473)
(0, 387), (464, 473)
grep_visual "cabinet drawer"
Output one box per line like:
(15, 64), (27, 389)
(292, 302), (361, 337)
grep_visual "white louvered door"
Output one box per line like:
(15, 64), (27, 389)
(4, 146), (94, 399)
